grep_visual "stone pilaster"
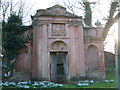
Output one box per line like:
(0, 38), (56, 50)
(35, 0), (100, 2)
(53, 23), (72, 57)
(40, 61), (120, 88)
(78, 26), (86, 77)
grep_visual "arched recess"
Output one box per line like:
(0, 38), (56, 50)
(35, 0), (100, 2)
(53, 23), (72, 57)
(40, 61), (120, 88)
(15, 45), (31, 72)
(86, 45), (99, 70)
(50, 41), (68, 51)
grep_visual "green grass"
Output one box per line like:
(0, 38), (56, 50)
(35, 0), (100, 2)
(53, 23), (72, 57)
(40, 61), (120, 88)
(88, 83), (115, 88)
(64, 66), (116, 88)
(64, 83), (116, 88)
(64, 84), (79, 88)
(106, 69), (115, 80)
(2, 65), (116, 89)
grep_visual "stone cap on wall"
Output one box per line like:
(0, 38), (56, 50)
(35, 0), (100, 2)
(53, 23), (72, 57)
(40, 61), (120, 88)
(34, 5), (82, 18)
(83, 26), (103, 39)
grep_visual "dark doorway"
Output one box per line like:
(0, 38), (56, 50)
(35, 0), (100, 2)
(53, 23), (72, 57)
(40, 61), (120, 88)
(50, 52), (68, 83)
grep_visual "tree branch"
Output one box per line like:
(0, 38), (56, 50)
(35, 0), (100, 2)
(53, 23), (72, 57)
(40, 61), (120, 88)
(103, 1), (118, 40)
(103, 12), (119, 40)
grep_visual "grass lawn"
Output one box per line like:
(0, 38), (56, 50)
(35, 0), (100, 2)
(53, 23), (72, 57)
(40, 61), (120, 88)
(2, 66), (116, 89)
(64, 82), (116, 88)
(64, 67), (116, 88)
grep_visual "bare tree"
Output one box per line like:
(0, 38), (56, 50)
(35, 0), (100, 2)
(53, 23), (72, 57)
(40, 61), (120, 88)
(62, 0), (98, 26)
(1, 1), (10, 22)
(1, 0), (34, 25)
(61, 0), (119, 39)
(103, 1), (119, 40)
(63, 0), (76, 14)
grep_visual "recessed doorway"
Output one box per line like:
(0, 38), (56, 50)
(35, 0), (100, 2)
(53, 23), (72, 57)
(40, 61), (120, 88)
(50, 52), (68, 83)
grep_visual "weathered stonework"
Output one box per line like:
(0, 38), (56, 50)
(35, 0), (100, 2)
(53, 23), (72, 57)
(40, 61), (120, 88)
(15, 5), (105, 83)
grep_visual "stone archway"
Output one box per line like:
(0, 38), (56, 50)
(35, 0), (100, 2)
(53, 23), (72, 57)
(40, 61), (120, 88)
(86, 45), (100, 79)
(87, 45), (99, 70)
(15, 45), (31, 72)
(50, 41), (68, 83)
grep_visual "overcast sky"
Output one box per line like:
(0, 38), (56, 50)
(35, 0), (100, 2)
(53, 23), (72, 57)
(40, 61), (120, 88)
(3, 0), (112, 25)
(18, 0), (111, 26)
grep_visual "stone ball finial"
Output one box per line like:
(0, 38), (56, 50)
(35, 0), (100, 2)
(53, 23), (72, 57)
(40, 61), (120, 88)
(95, 20), (101, 27)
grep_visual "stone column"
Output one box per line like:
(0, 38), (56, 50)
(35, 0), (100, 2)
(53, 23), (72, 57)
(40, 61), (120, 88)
(68, 24), (77, 78)
(74, 26), (80, 77)
(32, 25), (39, 79)
(78, 26), (86, 77)
(41, 24), (49, 80)
(37, 25), (42, 79)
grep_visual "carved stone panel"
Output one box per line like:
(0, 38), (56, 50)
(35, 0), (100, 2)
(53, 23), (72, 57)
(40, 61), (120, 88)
(52, 24), (66, 36)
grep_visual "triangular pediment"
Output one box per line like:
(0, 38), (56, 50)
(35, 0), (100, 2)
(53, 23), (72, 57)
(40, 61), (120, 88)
(36, 5), (78, 17)
(45, 5), (66, 16)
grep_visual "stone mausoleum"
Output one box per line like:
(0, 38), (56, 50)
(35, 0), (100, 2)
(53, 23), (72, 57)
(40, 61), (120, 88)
(15, 5), (105, 83)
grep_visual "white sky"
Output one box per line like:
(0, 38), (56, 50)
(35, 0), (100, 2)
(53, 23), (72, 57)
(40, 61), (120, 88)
(104, 22), (118, 53)
(19, 0), (111, 26)
(3, 0), (111, 26)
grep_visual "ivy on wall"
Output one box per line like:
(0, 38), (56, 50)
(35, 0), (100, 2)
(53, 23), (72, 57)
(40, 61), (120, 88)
(83, 1), (92, 27)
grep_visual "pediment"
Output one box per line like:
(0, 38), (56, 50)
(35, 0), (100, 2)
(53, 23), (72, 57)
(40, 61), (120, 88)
(45, 5), (66, 15)
(36, 5), (78, 17)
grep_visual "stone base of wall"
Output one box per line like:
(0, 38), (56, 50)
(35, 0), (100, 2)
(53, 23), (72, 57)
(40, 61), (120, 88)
(31, 77), (50, 82)
(29, 74), (105, 84)
(9, 71), (105, 83)
(9, 71), (31, 82)
(86, 70), (105, 80)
